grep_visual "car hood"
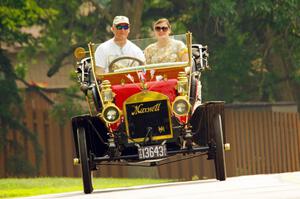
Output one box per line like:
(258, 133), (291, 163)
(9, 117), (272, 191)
(112, 79), (177, 110)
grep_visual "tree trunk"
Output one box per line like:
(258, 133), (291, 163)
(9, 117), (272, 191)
(111, 0), (144, 39)
(263, 26), (296, 102)
(267, 53), (295, 101)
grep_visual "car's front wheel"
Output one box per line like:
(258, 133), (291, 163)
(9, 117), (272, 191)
(77, 127), (93, 194)
(213, 114), (227, 181)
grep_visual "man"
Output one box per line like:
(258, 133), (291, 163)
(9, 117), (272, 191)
(95, 16), (145, 73)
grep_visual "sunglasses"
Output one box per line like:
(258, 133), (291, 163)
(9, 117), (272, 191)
(115, 24), (129, 30)
(155, 26), (169, 32)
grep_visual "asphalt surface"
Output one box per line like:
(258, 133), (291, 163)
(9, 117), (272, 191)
(22, 171), (300, 199)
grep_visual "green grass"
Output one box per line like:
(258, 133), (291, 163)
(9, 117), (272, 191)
(0, 177), (174, 198)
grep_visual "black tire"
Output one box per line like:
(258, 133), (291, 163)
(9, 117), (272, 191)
(77, 127), (93, 194)
(213, 114), (227, 181)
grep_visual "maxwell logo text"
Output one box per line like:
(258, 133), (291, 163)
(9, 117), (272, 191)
(131, 103), (161, 115)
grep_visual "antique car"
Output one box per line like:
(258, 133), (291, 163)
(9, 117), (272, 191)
(72, 32), (230, 194)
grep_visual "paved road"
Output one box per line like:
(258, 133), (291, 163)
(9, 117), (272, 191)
(24, 172), (300, 199)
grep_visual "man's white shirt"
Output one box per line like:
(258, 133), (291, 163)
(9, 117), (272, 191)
(95, 38), (145, 72)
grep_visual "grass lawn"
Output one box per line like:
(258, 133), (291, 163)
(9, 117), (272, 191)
(0, 177), (175, 198)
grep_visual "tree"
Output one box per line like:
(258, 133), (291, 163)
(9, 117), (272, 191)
(161, 0), (300, 106)
(139, 0), (300, 107)
(0, 0), (56, 176)
(36, 0), (300, 107)
(36, 0), (144, 77)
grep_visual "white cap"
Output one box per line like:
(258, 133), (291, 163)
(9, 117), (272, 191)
(113, 16), (130, 25)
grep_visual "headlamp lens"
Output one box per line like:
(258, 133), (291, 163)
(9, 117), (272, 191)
(103, 106), (120, 123)
(173, 99), (189, 115)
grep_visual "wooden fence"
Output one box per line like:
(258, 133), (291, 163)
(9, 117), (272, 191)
(1, 91), (300, 179)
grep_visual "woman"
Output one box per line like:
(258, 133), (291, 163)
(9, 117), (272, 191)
(144, 18), (188, 64)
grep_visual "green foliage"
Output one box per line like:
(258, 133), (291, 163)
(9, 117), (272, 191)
(0, 0), (57, 44)
(209, 0), (236, 17)
(18, 0), (300, 113)
(50, 84), (85, 126)
(0, 50), (24, 155)
(33, 0), (110, 76)
(185, 0), (300, 103)
(14, 62), (28, 79)
(6, 153), (36, 177)
(0, 0), (55, 176)
(203, 30), (257, 102)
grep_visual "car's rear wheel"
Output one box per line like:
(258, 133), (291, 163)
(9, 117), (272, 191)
(77, 127), (93, 194)
(213, 114), (226, 181)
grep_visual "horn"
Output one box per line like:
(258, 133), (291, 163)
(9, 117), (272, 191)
(74, 47), (89, 59)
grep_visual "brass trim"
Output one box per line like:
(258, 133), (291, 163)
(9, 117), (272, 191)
(123, 91), (173, 143)
(224, 143), (231, 151)
(88, 42), (104, 114)
(74, 47), (87, 59)
(172, 96), (191, 117)
(73, 158), (80, 165)
(186, 32), (193, 97)
(101, 80), (113, 103)
(101, 103), (122, 124)
(186, 32), (193, 124)
(177, 71), (188, 95)
(186, 32), (192, 67)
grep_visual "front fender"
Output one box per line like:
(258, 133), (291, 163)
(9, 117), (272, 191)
(71, 115), (109, 159)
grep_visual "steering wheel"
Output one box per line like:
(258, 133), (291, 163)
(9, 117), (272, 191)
(108, 56), (144, 72)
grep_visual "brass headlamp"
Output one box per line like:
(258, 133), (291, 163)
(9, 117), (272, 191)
(172, 96), (190, 116)
(101, 80), (113, 103)
(101, 104), (121, 123)
(177, 72), (188, 95)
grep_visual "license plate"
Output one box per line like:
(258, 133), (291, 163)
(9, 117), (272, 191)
(138, 145), (167, 160)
